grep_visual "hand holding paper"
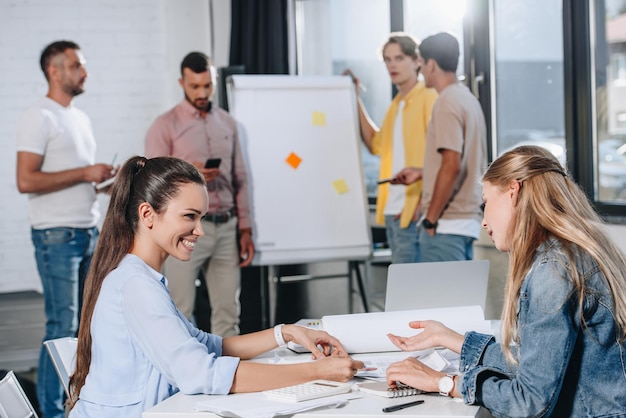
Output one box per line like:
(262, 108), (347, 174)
(355, 349), (450, 380)
(283, 324), (348, 359)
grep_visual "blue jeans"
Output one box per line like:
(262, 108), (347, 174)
(32, 226), (98, 418)
(384, 215), (420, 264)
(418, 226), (474, 262)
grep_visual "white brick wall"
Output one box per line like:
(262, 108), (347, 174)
(0, 0), (224, 293)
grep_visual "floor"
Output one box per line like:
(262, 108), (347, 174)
(0, 291), (43, 414)
(0, 291), (45, 373)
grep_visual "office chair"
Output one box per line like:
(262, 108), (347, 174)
(43, 337), (78, 398)
(0, 370), (38, 418)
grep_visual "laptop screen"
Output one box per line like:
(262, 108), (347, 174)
(384, 259), (490, 313)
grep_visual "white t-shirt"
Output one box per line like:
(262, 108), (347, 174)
(16, 97), (100, 229)
(384, 100), (406, 216)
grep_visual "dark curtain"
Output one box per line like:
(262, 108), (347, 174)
(229, 0), (289, 74)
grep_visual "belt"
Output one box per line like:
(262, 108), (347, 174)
(202, 209), (235, 224)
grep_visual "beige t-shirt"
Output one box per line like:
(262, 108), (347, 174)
(421, 83), (486, 229)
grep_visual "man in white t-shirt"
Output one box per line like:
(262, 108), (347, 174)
(16, 40), (115, 418)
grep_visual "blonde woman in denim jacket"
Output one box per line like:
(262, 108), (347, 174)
(386, 145), (626, 417)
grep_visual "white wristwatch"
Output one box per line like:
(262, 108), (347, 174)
(438, 374), (455, 397)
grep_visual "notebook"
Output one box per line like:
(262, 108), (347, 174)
(384, 260), (490, 313)
(358, 381), (424, 398)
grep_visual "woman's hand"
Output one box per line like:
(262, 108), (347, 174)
(312, 356), (365, 382)
(387, 320), (464, 353)
(282, 324), (349, 359)
(386, 357), (442, 393)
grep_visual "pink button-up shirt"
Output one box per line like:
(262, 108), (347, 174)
(145, 100), (251, 230)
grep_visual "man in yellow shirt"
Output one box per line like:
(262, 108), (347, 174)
(347, 33), (437, 264)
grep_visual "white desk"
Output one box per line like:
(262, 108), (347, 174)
(143, 349), (493, 418)
(143, 391), (492, 418)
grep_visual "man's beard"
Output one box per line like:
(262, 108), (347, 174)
(62, 79), (85, 97)
(185, 93), (210, 112)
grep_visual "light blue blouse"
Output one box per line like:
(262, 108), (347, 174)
(69, 254), (240, 418)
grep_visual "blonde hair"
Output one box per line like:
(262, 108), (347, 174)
(483, 145), (626, 364)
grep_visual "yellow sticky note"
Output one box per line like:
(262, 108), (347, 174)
(285, 152), (302, 169)
(332, 179), (349, 194)
(312, 111), (326, 126)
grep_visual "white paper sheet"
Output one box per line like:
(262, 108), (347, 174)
(194, 392), (361, 418)
(321, 305), (492, 353)
(353, 349), (453, 380)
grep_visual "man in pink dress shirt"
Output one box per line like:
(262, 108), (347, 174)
(145, 52), (254, 336)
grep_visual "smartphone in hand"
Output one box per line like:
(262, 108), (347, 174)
(204, 158), (222, 169)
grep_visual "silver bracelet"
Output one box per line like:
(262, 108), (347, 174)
(273, 324), (287, 347)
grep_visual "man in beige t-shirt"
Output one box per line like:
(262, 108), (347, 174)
(395, 32), (486, 262)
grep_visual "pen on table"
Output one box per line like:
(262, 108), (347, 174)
(382, 399), (425, 413)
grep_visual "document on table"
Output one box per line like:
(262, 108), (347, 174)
(269, 347), (459, 383)
(353, 349), (457, 380)
(194, 392), (362, 418)
(321, 305), (492, 353)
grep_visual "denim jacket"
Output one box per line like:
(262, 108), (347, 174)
(458, 240), (626, 417)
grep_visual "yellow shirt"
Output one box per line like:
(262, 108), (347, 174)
(371, 81), (437, 228)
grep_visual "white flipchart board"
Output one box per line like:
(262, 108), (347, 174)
(227, 75), (372, 265)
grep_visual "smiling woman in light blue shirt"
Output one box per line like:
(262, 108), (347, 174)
(67, 156), (364, 418)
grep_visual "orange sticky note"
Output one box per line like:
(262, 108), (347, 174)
(286, 152), (302, 169)
(312, 111), (326, 126)
(332, 179), (349, 194)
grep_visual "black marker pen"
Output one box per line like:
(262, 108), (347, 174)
(382, 399), (425, 413)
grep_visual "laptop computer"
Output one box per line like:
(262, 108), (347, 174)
(384, 260), (490, 313)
